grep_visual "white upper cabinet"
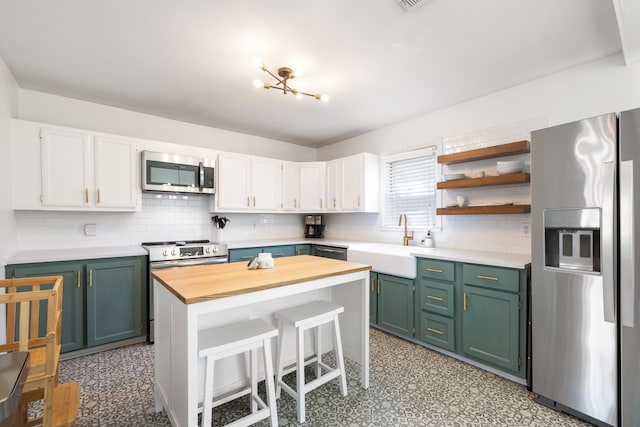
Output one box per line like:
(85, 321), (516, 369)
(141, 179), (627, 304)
(326, 160), (340, 212)
(281, 161), (299, 211)
(251, 157), (280, 211)
(325, 153), (380, 212)
(93, 135), (138, 209)
(214, 153), (280, 212)
(41, 127), (92, 208)
(13, 120), (140, 211)
(341, 153), (379, 212)
(299, 162), (326, 212)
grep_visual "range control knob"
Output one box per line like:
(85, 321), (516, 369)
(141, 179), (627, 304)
(205, 247), (212, 253)
(212, 246), (218, 253)
(171, 249), (178, 256)
(162, 250), (169, 256)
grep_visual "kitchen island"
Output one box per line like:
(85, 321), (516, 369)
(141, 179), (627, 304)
(152, 255), (371, 427)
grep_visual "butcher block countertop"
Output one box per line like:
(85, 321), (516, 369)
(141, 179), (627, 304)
(152, 255), (372, 304)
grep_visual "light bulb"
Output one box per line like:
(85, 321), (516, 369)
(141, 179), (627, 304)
(253, 79), (263, 89)
(320, 94), (329, 103)
(296, 92), (303, 100)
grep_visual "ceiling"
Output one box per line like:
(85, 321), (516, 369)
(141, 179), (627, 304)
(0, 0), (637, 148)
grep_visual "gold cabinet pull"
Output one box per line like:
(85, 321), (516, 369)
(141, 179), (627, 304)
(371, 279), (375, 292)
(464, 292), (467, 311)
(273, 253), (284, 257)
(77, 271), (81, 288)
(241, 256), (253, 260)
(477, 275), (498, 281)
(320, 198), (323, 208)
(333, 198), (336, 208)
(426, 268), (443, 273)
(247, 196), (250, 207)
(427, 327), (444, 335)
(89, 269), (93, 287)
(358, 196), (361, 207)
(85, 188), (89, 203)
(426, 295), (444, 301)
(294, 199), (297, 208)
(253, 196), (256, 207)
(97, 188), (101, 204)
(377, 278), (380, 294)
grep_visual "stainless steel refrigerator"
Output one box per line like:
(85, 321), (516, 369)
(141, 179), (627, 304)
(531, 108), (640, 427)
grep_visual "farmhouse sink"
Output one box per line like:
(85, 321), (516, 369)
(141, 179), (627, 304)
(347, 243), (417, 279)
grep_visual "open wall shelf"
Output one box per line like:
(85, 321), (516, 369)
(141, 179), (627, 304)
(437, 172), (530, 189)
(437, 140), (530, 165)
(436, 204), (531, 215)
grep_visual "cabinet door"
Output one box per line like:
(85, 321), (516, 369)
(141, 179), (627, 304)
(299, 162), (326, 211)
(9, 261), (85, 353)
(85, 258), (146, 347)
(295, 244), (311, 255)
(251, 157), (280, 211)
(341, 155), (363, 210)
(462, 285), (520, 371)
(369, 272), (378, 324)
(216, 153), (251, 210)
(378, 273), (414, 337)
(94, 135), (138, 209)
(326, 160), (340, 211)
(281, 161), (299, 211)
(229, 247), (262, 263)
(41, 127), (92, 207)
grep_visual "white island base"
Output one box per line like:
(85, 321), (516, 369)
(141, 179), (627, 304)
(153, 257), (370, 427)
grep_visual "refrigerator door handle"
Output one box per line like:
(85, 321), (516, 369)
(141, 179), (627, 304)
(602, 161), (616, 323)
(621, 160), (635, 327)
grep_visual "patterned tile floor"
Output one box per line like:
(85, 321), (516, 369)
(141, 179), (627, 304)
(56, 328), (592, 426)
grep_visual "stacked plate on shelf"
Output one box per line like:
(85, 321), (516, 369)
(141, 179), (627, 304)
(496, 160), (524, 175)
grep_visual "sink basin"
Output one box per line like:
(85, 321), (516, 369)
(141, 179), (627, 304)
(347, 243), (417, 278)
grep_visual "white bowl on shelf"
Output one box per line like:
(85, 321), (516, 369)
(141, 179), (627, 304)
(442, 173), (465, 181)
(496, 160), (524, 175)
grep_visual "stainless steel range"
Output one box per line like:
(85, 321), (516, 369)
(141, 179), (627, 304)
(142, 240), (228, 341)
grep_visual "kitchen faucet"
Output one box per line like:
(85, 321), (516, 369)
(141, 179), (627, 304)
(398, 214), (414, 246)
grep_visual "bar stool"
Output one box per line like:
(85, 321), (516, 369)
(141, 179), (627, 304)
(274, 300), (348, 423)
(198, 318), (279, 427)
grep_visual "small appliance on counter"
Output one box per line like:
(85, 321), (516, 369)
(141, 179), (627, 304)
(304, 215), (324, 238)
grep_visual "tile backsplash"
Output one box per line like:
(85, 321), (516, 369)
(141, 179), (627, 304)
(15, 193), (304, 251)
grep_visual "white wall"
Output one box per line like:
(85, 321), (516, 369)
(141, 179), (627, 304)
(318, 53), (640, 255)
(0, 56), (19, 278)
(18, 89), (316, 162)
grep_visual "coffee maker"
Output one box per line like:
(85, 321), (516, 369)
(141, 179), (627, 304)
(304, 215), (324, 238)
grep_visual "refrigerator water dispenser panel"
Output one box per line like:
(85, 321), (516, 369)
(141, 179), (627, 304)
(543, 208), (601, 273)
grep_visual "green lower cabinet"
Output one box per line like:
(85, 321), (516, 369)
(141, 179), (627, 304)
(9, 261), (84, 353)
(6, 256), (147, 354)
(462, 284), (520, 372)
(86, 258), (146, 347)
(376, 273), (415, 338)
(420, 312), (455, 352)
(295, 244), (311, 255)
(229, 245), (296, 262)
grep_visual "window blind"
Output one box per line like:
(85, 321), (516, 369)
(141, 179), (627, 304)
(382, 146), (437, 229)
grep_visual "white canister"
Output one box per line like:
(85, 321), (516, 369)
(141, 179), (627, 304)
(258, 252), (274, 269)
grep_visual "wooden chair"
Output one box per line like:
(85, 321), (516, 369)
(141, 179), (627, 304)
(0, 276), (80, 426)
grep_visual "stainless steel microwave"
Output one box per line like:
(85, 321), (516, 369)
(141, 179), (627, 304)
(141, 150), (215, 195)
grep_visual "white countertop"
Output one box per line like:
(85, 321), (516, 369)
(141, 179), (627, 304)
(224, 239), (530, 270)
(6, 245), (148, 265)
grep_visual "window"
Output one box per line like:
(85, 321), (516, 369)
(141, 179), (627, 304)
(381, 146), (438, 230)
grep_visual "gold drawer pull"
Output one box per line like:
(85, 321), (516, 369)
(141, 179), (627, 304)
(477, 275), (499, 281)
(427, 327), (444, 335)
(273, 253), (284, 257)
(426, 268), (443, 273)
(426, 295), (444, 301)
(77, 271), (81, 288)
(241, 256), (253, 260)
(464, 292), (467, 311)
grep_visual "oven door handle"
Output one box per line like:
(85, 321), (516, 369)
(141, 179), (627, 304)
(150, 257), (228, 269)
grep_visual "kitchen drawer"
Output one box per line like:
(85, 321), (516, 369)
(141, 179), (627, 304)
(462, 264), (519, 293)
(228, 247), (262, 263)
(420, 312), (455, 352)
(264, 245), (295, 258)
(419, 281), (454, 317)
(418, 258), (455, 282)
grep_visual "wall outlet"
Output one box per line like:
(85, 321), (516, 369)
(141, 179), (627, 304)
(84, 223), (97, 236)
(522, 223), (530, 236)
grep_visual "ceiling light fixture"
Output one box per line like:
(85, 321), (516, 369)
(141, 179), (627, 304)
(253, 63), (329, 102)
